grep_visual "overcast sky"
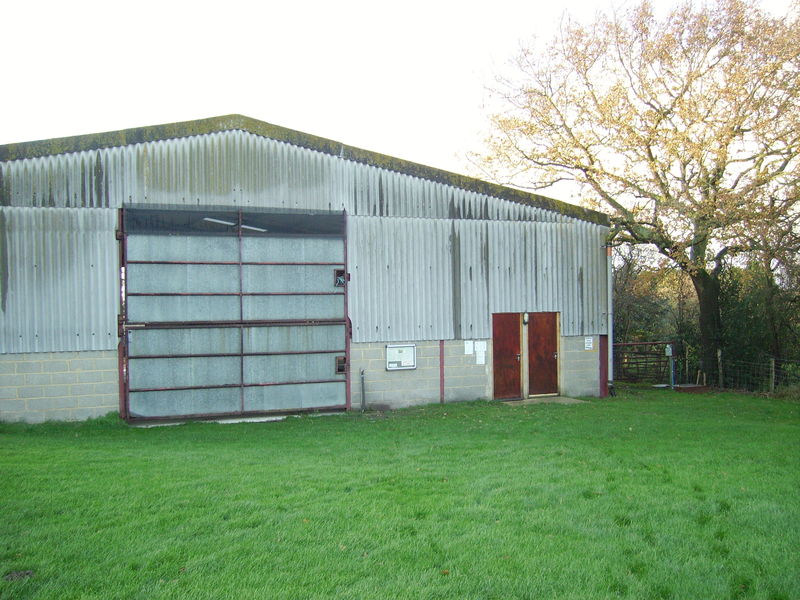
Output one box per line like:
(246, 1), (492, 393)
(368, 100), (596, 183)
(2, 0), (791, 204)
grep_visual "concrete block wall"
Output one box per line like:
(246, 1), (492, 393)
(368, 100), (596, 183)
(560, 335), (602, 397)
(442, 340), (493, 402)
(0, 351), (118, 423)
(0, 337), (604, 422)
(349, 340), (491, 410)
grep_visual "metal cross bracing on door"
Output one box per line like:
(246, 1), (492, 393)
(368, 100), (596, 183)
(117, 207), (350, 422)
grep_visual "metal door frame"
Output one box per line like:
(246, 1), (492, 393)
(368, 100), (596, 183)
(117, 206), (350, 423)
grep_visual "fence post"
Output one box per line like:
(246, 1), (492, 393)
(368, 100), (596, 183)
(769, 358), (776, 393)
(685, 345), (689, 385)
(717, 349), (723, 388)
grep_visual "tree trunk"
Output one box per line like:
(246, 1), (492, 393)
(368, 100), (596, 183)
(690, 269), (723, 380)
(763, 275), (783, 360)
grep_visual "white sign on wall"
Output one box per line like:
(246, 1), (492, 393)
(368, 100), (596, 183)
(386, 344), (417, 370)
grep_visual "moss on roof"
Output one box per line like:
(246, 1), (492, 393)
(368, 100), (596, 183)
(0, 114), (608, 225)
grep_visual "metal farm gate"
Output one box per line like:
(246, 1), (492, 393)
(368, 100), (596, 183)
(118, 207), (348, 421)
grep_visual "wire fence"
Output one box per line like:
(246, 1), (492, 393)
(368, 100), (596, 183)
(613, 342), (800, 396)
(718, 358), (800, 395)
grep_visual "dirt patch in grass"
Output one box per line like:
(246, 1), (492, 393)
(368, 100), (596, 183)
(673, 385), (715, 394)
(4, 570), (34, 581)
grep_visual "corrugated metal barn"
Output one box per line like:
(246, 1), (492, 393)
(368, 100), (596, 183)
(0, 115), (612, 423)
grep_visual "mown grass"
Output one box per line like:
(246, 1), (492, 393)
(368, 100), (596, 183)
(1, 387), (798, 599)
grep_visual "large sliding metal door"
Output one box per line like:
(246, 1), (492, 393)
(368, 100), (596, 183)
(119, 207), (348, 421)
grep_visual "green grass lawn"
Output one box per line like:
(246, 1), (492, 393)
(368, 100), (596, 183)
(1, 387), (798, 600)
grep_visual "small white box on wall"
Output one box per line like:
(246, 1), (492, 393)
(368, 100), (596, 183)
(386, 344), (417, 370)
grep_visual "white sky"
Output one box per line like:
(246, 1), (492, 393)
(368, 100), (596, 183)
(1, 0), (791, 205)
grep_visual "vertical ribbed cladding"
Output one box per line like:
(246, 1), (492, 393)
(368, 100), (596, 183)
(348, 217), (606, 342)
(450, 222), (462, 339)
(567, 221), (580, 335)
(348, 216), (454, 343)
(557, 222), (570, 335)
(2, 130), (590, 226)
(575, 221), (585, 335)
(600, 224), (608, 328)
(0, 206), (608, 353)
(0, 207), (117, 354)
(488, 221), (510, 313)
(455, 220), (490, 339)
(581, 221), (592, 334)
(537, 223), (550, 314)
(582, 222), (591, 333)
(592, 222), (605, 333)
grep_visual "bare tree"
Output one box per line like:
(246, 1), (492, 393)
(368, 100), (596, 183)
(480, 0), (800, 372)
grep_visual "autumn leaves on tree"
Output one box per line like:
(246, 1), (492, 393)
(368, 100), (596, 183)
(480, 0), (800, 371)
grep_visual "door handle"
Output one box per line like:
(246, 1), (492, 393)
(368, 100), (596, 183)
(553, 352), (558, 359)
(516, 353), (521, 362)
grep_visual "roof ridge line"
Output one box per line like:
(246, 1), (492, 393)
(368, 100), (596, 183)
(0, 114), (608, 225)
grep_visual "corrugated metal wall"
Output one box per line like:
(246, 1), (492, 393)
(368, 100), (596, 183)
(1, 130), (571, 224)
(347, 217), (456, 342)
(0, 129), (609, 354)
(0, 207), (117, 353)
(348, 216), (609, 342)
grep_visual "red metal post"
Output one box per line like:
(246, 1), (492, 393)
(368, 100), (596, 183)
(118, 208), (130, 420)
(117, 340), (127, 420)
(237, 209), (245, 414)
(599, 335), (609, 397)
(343, 211), (351, 410)
(439, 339), (445, 404)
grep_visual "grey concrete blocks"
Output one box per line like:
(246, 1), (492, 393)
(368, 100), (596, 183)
(2, 333), (604, 422)
(76, 371), (108, 384)
(0, 362), (16, 375)
(349, 339), (490, 411)
(0, 374), (25, 388)
(560, 335), (601, 398)
(69, 406), (113, 421)
(0, 350), (118, 423)
(24, 373), (52, 386)
(0, 399), (26, 412)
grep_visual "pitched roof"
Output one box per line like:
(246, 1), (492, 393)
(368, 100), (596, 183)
(0, 114), (608, 225)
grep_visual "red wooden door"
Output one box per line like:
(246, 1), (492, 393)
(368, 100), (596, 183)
(492, 313), (522, 399)
(528, 312), (558, 395)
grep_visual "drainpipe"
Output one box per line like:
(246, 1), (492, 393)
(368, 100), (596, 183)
(360, 368), (366, 412)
